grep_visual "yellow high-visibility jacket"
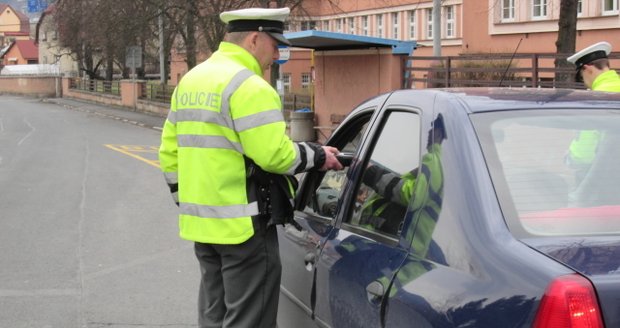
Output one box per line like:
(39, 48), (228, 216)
(159, 42), (324, 244)
(569, 70), (620, 165)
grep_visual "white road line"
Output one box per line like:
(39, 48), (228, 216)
(17, 118), (35, 146)
(0, 289), (80, 297)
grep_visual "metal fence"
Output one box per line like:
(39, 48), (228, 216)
(141, 83), (174, 103)
(404, 53), (620, 89)
(69, 78), (120, 95)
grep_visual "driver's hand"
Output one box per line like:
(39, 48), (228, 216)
(321, 146), (344, 171)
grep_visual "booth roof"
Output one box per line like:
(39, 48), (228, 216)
(283, 30), (416, 54)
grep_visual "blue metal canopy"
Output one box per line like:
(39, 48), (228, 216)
(283, 30), (416, 55)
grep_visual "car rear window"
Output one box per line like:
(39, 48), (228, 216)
(472, 109), (620, 237)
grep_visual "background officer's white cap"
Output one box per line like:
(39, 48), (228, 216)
(220, 8), (291, 46)
(567, 41), (612, 71)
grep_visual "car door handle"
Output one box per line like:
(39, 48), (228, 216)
(304, 252), (316, 271)
(366, 280), (385, 303)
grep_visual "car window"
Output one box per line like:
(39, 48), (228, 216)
(473, 110), (620, 236)
(347, 111), (421, 237)
(303, 119), (370, 218)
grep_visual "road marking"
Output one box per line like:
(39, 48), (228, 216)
(0, 288), (81, 297)
(17, 118), (34, 146)
(104, 144), (159, 168)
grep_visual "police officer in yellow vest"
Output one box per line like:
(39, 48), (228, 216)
(158, 7), (343, 328)
(566, 42), (620, 182)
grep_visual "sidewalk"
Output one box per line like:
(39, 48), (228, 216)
(43, 97), (167, 131)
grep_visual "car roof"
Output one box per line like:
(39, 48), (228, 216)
(388, 87), (620, 114)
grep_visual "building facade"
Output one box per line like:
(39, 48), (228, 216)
(0, 3), (30, 47)
(281, 0), (620, 93)
(35, 4), (79, 76)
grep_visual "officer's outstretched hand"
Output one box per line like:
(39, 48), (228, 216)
(321, 146), (344, 171)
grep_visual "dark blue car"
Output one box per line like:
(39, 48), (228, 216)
(277, 88), (620, 328)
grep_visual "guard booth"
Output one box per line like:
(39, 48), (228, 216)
(283, 31), (416, 142)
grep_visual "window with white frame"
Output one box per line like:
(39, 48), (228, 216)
(532, 0), (548, 19)
(376, 14), (384, 37)
(301, 73), (311, 89)
(578, 0), (583, 15)
(426, 8), (433, 39)
(336, 18), (343, 33)
(392, 12), (400, 39)
(502, 0), (515, 20)
(408, 10), (417, 40)
(445, 6), (455, 38)
(323, 20), (330, 31)
(349, 17), (356, 34)
(603, 0), (619, 13)
(362, 16), (369, 36)
(282, 73), (291, 93)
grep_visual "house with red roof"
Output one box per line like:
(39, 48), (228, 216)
(0, 4), (31, 47)
(2, 39), (38, 65)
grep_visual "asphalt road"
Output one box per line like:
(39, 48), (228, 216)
(0, 95), (198, 327)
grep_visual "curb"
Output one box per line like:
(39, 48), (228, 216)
(43, 98), (164, 132)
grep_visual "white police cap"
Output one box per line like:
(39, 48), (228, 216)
(220, 8), (291, 46)
(567, 41), (612, 71)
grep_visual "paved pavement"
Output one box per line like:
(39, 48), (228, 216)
(43, 97), (168, 132)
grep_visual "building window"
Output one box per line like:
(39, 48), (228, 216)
(301, 73), (311, 89)
(301, 20), (316, 31)
(376, 14), (384, 37)
(348, 17), (355, 34)
(502, 0), (515, 20)
(532, 0), (548, 19)
(603, 0), (619, 13)
(426, 8), (433, 39)
(408, 10), (416, 40)
(578, 0), (583, 15)
(323, 20), (330, 31)
(362, 16), (369, 36)
(282, 73), (291, 93)
(445, 6), (455, 38)
(392, 12), (400, 39)
(335, 18), (342, 33)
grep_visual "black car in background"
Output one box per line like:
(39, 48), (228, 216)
(277, 88), (620, 328)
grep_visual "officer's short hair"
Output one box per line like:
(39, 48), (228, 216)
(224, 31), (252, 45)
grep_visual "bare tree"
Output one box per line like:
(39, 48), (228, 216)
(54, 0), (102, 79)
(54, 0), (166, 80)
(555, 0), (578, 84)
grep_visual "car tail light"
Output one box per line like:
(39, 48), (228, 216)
(533, 274), (604, 328)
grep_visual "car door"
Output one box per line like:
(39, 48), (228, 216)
(313, 108), (425, 328)
(277, 96), (387, 328)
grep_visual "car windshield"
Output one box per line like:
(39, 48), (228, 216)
(473, 109), (620, 237)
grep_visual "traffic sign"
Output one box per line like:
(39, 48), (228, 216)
(275, 46), (290, 65)
(27, 0), (48, 13)
(126, 46), (142, 69)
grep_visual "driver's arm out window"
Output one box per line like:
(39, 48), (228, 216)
(348, 111), (421, 237)
(303, 120), (370, 218)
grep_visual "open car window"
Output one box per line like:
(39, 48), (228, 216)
(473, 109), (620, 236)
(302, 116), (371, 219)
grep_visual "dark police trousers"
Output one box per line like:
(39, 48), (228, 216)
(194, 216), (281, 328)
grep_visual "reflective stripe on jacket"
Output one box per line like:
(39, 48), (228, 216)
(159, 42), (322, 244)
